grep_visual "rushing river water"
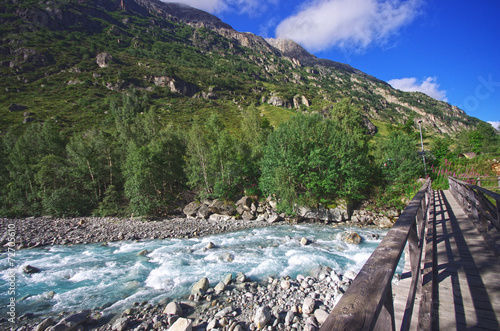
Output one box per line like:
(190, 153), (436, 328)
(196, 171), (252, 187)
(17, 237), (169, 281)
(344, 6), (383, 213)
(0, 224), (403, 318)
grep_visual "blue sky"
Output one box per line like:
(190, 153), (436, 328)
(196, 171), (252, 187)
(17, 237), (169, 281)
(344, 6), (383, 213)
(169, 0), (499, 129)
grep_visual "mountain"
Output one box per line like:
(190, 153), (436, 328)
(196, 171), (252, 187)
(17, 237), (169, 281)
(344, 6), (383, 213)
(0, 0), (479, 135)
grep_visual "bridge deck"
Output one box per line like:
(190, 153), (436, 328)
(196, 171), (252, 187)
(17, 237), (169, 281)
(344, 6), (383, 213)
(394, 190), (500, 330)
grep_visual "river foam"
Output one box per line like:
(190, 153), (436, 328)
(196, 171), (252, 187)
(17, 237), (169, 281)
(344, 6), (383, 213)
(0, 224), (401, 317)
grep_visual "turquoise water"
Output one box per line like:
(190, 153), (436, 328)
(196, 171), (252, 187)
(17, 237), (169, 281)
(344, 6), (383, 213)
(0, 224), (400, 317)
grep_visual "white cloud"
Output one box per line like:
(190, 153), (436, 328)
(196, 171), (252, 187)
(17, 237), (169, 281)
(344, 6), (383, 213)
(388, 77), (448, 101)
(275, 0), (422, 52)
(489, 121), (500, 131)
(169, 0), (277, 15)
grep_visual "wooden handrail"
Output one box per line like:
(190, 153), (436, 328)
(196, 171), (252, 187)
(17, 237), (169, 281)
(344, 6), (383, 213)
(448, 176), (500, 231)
(320, 179), (432, 331)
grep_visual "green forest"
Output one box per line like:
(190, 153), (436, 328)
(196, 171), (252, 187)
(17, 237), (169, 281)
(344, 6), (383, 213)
(2, 95), (498, 219)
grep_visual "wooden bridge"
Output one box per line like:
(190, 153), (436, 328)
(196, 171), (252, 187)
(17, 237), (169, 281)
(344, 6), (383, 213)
(320, 177), (500, 330)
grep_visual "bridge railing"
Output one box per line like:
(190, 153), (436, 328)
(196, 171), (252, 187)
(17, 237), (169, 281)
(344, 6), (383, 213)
(320, 179), (432, 331)
(448, 176), (500, 231)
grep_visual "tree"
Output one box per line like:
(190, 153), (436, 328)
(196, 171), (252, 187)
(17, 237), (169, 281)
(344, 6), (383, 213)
(259, 112), (372, 212)
(123, 127), (186, 216)
(4, 121), (66, 215)
(377, 131), (424, 184)
(185, 113), (247, 199)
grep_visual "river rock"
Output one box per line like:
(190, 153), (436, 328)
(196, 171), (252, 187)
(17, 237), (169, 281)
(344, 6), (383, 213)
(197, 204), (210, 219)
(42, 290), (55, 300)
(280, 279), (291, 290)
(23, 265), (41, 274)
(183, 202), (200, 217)
(137, 249), (149, 256)
(219, 252), (234, 262)
(242, 211), (256, 221)
(314, 309), (329, 325)
(236, 196), (252, 208)
(253, 306), (271, 329)
(206, 242), (216, 250)
(284, 310), (295, 326)
(267, 211), (282, 224)
(34, 317), (54, 331)
(343, 270), (357, 281)
(163, 301), (183, 316)
(341, 232), (361, 245)
(209, 214), (232, 222)
(48, 310), (90, 331)
(192, 277), (209, 295)
(111, 317), (128, 331)
(304, 316), (318, 331)
(374, 216), (394, 228)
(310, 265), (332, 280)
(223, 273), (232, 285)
(302, 297), (316, 315)
(300, 237), (311, 246)
(169, 318), (192, 331)
(214, 281), (226, 294)
(236, 272), (246, 283)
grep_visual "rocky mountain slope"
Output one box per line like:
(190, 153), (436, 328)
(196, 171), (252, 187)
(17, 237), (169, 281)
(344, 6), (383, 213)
(0, 0), (478, 135)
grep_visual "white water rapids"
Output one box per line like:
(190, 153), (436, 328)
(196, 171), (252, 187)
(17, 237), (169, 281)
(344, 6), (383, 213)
(0, 224), (404, 318)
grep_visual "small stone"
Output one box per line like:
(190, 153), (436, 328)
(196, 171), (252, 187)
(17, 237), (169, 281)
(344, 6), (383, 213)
(284, 311), (294, 326)
(223, 273), (232, 285)
(343, 270), (357, 281)
(280, 280), (291, 290)
(236, 272), (246, 283)
(253, 306), (271, 329)
(112, 317), (129, 331)
(34, 317), (54, 331)
(192, 277), (209, 295)
(314, 309), (329, 325)
(206, 242), (216, 249)
(300, 237), (310, 246)
(214, 281), (226, 295)
(302, 297), (316, 315)
(163, 301), (183, 316)
(137, 249), (149, 256)
(42, 291), (55, 300)
(206, 318), (218, 331)
(168, 318), (192, 331)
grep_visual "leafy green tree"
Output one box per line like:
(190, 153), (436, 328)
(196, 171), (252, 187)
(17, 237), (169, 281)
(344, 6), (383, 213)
(4, 121), (66, 215)
(66, 130), (121, 215)
(431, 137), (452, 162)
(377, 131), (424, 184)
(260, 112), (372, 212)
(186, 113), (247, 198)
(123, 127), (186, 216)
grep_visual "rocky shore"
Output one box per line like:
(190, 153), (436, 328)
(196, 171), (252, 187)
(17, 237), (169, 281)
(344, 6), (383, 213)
(0, 195), (397, 330)
(6, 265), (359, 331)
(0, 195), (397, 250)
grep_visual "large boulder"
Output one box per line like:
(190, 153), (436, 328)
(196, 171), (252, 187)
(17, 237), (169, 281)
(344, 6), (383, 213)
(96, 52), (113, 68)
(373, 216), (394, 228)
(197, 204), (210, 219)
(183, 202), (200, 217)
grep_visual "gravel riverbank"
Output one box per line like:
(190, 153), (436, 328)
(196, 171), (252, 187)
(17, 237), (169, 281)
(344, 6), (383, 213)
(0, 216), (274, 250)
(0, 216), (382, 331)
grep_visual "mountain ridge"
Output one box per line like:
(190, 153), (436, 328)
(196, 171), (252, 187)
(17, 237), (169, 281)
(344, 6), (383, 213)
(0, 0), (478, 135)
